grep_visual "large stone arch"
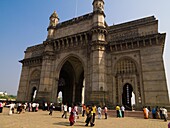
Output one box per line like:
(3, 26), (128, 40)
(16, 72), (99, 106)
(55, 54), (86, 80)
(54, 54), (86, 105)
(113, 56), (142, 109)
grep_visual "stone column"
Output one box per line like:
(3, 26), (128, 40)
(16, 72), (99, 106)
(89, 44), (107, 104)
(71, 37), (74, 47)
(51, 78), (58, 103)
(37, 44), (55, 103)
(17, 66), (30, 102)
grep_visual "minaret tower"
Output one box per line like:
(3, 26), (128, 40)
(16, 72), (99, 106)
(89, 0), (107, 104)
(91, 0), (106, 46)
(92, 0), (105, 27)
(47, 11), (59, 39)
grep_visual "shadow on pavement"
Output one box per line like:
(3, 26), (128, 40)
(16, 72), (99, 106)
(53, 122), (70, 126)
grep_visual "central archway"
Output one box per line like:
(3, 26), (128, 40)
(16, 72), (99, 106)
(57, 57), (84, 105)
(122, 83), (133, 110)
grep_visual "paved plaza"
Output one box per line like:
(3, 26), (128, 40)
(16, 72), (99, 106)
(0, 108), (169, 128)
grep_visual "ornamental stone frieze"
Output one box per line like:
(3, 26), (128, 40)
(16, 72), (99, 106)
(109, 33), (165, 52)
(44, 32), (90, 51)
(19, 56), (42, 66)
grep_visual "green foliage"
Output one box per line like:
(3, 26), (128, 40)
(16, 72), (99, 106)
(8, 95), (17, 99)
(0, 95), (16, 100)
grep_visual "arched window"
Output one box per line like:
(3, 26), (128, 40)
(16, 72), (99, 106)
(115, 58), (137, 75)
(30, 70), (41, 80)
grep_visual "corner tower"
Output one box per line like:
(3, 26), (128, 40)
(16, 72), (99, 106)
(89, 0), (108, 104)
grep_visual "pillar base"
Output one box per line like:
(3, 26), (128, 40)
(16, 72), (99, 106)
(86, 91), (108, 106)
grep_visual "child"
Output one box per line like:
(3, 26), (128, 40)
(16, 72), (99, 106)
(69, 112), (75, 126)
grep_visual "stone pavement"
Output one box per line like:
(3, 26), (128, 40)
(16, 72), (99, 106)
(0, 108), (169, 128)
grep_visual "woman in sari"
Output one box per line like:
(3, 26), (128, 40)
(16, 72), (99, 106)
(143, 106), (149, 119)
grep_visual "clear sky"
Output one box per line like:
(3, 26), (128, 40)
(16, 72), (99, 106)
(0, 0), (170, 95)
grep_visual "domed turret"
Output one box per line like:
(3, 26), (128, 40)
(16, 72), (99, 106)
(49, 11), (59, 27)
(92, 0), (105, 28)
(47, 11), (59, 39)
(92, 0), (104, 12)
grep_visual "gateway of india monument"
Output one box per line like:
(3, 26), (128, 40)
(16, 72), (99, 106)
(17, 0), (169, 109)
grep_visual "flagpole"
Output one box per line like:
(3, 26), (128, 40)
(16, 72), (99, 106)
(75, 0), (78, 17)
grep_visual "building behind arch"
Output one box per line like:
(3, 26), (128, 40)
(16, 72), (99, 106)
(17, 0), (169, 110)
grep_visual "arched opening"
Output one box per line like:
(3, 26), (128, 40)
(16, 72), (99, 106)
(57, 57), (84, 105)
(122, 83), (133, 110)
(114, 57), (140, 109)
(29, 69), (40, 102)
(31, 87), (37, 102)
(57, 91), (63, 103)
(57, 62), (74, 105)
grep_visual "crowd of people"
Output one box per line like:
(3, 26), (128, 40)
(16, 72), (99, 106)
(56, 103), (108, 127)
(0, 101), (40, 115)
(143, 106), (168, 121)
(0, 101), (169, 127)
(115, 105), (125, 118)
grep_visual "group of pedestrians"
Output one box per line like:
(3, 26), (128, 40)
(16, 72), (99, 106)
(150, 106), (168, 121)
(116, 105), (125, 118)
(143, 106), (168, 122)
(84, 104), (95, 127)
(0, 101), (40, 115)
(58, 103), (108, 127)
(46, 102), (169, 127)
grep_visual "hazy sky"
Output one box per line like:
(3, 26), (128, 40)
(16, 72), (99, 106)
(0, 0), (170, 95)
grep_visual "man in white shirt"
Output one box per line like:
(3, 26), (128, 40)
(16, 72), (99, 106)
(97, 106), (102, 119)
(161, 107), (168, 122)
(121, 105), (125, 117)
(62, 104), (68, 119)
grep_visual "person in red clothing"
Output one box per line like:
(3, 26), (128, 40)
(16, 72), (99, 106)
(82, 104), (86, 117)
(69, 111), (75, 126)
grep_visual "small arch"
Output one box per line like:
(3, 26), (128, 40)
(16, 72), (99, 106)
(122, 83), (133, 110)
(100, 86), (103, 91)
(57, 91), (63, 103)
(29, 69), (40, 102)
(31, 87), (37, 102)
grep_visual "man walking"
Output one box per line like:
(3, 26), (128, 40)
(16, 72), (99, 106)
(62, 103), (68, 119)
(121, 105), (125, 118)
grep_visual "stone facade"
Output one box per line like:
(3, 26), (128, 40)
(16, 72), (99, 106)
(17, 0), (169, 109)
